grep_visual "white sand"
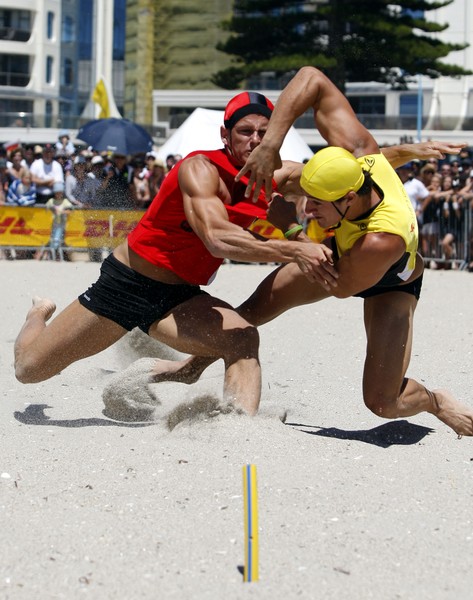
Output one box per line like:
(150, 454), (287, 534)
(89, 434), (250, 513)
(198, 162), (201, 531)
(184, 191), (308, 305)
(1, 260), (473, 599)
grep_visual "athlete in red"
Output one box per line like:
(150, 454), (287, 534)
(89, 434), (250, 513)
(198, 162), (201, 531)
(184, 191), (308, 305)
(14, 91), (336, 416)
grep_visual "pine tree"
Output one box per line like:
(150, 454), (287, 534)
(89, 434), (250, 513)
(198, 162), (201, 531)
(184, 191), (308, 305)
(212, 0), (471, 91)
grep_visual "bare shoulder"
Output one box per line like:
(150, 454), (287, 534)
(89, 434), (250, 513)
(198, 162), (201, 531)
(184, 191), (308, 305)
(178, 154), (221, 195)
(353, 231), (406, 258)
(178, 153), (214, 176)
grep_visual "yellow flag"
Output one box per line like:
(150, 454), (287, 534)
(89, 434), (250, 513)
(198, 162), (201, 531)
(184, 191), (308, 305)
(92, 78), (110, 119)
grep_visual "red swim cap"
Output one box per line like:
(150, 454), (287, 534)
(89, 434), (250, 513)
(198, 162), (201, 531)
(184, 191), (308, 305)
(224, 92), (274, 129)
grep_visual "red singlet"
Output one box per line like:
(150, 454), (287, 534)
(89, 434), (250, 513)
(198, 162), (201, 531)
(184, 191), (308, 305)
(127, 149), (274, 285)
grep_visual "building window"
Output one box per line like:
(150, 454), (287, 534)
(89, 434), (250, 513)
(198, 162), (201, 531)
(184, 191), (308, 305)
(349, 95), (386, 115)
(47, 11), (54, 39)
(45, 100), (53, 127)
(0, 9), (32, 42)
(400, 94), (418, 115)
(62, 15), (74, 43)
(0, 53), (29, 86)
(0, 98), (32, 127)
(62, 58), (73, 86)
(46, 56), (53, 83)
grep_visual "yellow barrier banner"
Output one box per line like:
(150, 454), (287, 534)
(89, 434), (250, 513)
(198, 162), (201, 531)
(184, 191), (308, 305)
(0, 206), (143, 249)
(0, 208), (330, 249)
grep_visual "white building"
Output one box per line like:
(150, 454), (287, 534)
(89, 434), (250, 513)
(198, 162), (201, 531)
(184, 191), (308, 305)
(0, 0), (115, 144)
(0, 0), (61, 128)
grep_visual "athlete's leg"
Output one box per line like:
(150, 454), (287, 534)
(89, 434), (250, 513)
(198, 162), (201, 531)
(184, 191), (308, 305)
(147, 294), (261, 415)
(14, 298), (127, 383)
(238, 262), (330, 325)
(362, 291), (473, 435)
(150, 262), (331, 385)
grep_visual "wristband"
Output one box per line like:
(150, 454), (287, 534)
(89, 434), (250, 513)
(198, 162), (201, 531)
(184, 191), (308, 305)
(284, 225), (304, 239)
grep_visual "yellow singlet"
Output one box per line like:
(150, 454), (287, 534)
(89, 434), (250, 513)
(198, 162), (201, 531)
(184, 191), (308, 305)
(334, 153), (418, 282)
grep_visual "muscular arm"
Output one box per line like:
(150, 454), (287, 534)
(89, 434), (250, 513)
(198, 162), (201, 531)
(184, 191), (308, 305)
(237, 66), (378, 199)
(178, 155), (338, 287)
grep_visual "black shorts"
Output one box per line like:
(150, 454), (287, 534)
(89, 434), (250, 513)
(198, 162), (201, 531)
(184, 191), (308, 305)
(355, 273), (423, 300)
(78, 254), (207, 333)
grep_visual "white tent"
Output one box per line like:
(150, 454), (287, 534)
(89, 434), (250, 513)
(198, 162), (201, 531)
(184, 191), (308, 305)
(156, 108), (313, 162)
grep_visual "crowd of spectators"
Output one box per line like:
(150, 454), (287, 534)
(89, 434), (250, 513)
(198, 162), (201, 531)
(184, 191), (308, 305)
(396, 147), (473, 271)
(0, 131), (182, 261)
(0, 131), (177, 212)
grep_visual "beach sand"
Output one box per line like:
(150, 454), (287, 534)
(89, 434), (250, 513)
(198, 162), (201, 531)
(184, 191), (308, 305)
(1, 260), (472, 599)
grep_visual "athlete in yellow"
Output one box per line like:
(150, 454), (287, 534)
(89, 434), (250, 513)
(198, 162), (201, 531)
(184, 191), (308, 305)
(307, 149), (419, 289)
(154, 66), (473, 437)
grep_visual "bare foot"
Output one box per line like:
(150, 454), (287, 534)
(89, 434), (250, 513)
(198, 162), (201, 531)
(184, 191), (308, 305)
(431, 389), (473, 436)
(28, 296), (57, 322)
(150, 356), (215, 385)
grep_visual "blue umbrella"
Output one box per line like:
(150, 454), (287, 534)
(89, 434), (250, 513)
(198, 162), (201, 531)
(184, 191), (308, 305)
(77, 117), (153, 155)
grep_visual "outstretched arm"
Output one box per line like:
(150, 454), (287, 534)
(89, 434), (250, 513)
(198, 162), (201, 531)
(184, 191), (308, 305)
(236, 66), (378, 199)
(178, 155), (338, 288)
(382, 141), (467, 168)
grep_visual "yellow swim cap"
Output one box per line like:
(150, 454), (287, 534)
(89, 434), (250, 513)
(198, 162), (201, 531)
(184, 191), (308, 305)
(300, 146), (365, 201)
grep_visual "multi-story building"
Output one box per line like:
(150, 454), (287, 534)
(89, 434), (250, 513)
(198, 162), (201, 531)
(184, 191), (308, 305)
(0, 0), (472, 147)
(0, 0), (124, 142)
(0, 1), (61, 128)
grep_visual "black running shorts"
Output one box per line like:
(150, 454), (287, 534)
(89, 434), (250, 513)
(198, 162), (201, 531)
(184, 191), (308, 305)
(78, 254), (207, 333)
(355, 273), (423, 300)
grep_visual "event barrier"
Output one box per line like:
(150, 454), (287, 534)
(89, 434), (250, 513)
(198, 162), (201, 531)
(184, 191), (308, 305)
(0, 206), (142, 256)
(1, 205), (471, 268)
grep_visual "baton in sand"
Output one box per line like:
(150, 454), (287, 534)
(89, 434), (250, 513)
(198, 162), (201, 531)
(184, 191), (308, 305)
(242, 463), (259, 582)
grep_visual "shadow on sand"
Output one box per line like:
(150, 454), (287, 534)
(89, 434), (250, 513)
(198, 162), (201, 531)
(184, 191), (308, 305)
(14, 404), (154, 428)
(286, 419), (434, 448)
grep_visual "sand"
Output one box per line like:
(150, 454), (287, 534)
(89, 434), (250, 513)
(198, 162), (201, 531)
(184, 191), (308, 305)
(1, 260), (473, 599)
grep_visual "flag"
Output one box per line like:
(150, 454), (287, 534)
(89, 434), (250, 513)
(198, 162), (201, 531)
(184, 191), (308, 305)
(92, 78), (111, 119)
(3, 140), (21, 153)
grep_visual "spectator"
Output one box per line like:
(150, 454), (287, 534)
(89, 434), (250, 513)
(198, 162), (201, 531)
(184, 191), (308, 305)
(97, 153), (135, 209)
(37, 182), (74, 261)
(421, 172), (442, 260)
(33, 145), (43, 160)
(144, 152), (157, 177)
(23, 146), (35, 169)
(55, 130), (75, 156)
(397, 161), (429, 227)
(65, 155), (101, 209)
(55, 149), (73, 178)
(439, 178), (464, 269)
(165, 154), (176, 170)
(6, 170), (36, 206)
(132, 158), (151, 210)
(449, 159), (462, 188)
(88, 155), (106, 187)
(459, 159), (473, 186)
(7, 149), (27, 182)
(418, 163), (436, 189)
(148, 158), (167, 198)
(0, 158), (9, 203)
(30, 144), (64, 205)
(439, 162), (452, 178)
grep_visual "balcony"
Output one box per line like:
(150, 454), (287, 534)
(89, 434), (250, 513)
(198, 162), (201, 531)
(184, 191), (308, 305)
(0, 26), (31, 42)
(0, 70), (29, 87)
